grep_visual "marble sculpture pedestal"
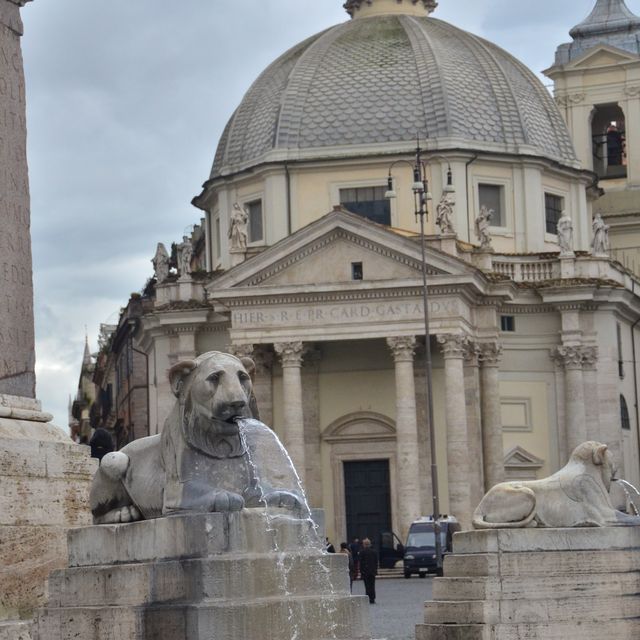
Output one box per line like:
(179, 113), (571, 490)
(416, 526), (640, 639)
(36, 510), (372, 640)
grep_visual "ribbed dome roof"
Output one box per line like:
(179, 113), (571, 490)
(211, 15), (577, 179)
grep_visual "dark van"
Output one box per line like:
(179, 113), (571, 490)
(403, 516), (460, 578)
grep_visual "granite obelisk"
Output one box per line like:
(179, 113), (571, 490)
(0, 0), (35, 399)
(0, 3), (95, 638)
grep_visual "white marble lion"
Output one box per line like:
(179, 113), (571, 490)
(473, 441), (640, 529)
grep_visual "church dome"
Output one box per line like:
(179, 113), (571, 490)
(211, 9), (577, 179)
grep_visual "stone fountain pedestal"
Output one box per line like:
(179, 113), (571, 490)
(416, 526), (640, 639)
(35, 510), (372, 640)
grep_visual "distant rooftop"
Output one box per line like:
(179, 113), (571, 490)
(554, 0), (640, 65)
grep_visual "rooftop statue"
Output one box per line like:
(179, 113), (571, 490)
(592, 213), (610, 256)
(557, 211), (574, 256)
(472, 441), (640, 529)
(90, 352), (304, 524)
(177, 234), (194, 277)
(436, 191), (456, 235)
(229, 203), (249, 251)
(474, 205), (493, 251)
(151, 242), (170, 283)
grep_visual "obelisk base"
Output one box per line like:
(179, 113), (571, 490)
(0, 395), (96, 639)
(416, 527), (640, 639)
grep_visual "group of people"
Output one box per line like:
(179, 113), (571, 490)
(326, 536), (378, 604)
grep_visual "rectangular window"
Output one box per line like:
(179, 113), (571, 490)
(352, 262), (363, 280)
(478, 184), (505, 227)
(501, 315), (515, 332)
(246, 200), (264, 243)
(214, 216), (221, 259)
(545, 193), (564, 235)
(339, 186), (391, 226)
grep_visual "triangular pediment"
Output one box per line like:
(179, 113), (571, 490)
(504, 446), (545, 469)
(566, 44), (640, 70)
(209, 208), (476, 292)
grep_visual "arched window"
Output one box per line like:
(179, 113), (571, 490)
(592, 104), (627, 180)
(620, 395), (631, 431)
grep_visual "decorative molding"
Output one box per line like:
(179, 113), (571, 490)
(501, 398), (532, 433)
(437, 334), (470, 359)
(323, 411), (396, 444)
(555, 93), (585, 107)
(625, 86), (640, 97)
(550, 345), (596, 369)
(227, 343), (255, 359)
(274, 341), (304, 367)
(504, 445), (544, 481)
(386, 336), (417, 362)
(581, 346), (599, 369)
(464, 340), (481, 365)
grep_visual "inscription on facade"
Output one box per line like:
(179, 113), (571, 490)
(232, 299), (460, 328)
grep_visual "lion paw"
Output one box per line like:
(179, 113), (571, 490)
(211, 490), (245, 512)
(95, 505), (142, 525)
(263, 490), (303, 510)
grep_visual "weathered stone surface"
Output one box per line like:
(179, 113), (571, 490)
(37, 511), (372, 640)
(0, 0), (35, 400)
(0, 621), (32, 640)
(417, 527), (640, 639)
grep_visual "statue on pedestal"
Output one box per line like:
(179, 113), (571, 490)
(151, 242), (170, 283)
(436, 191), (456, 235)
(556, 211), (574, 256)
(591, 213), (610, 256)
(474, 205), (493, 250)
(229, 203), (249, 251)
(177, 235), (193, 278)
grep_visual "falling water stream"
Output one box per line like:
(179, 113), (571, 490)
(237, 419), (342, 640)
(613, 478), (640, 516)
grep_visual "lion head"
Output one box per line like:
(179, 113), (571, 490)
(169, 351), (256, 459)
(570, 441), (617, 491)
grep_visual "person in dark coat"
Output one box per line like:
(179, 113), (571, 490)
(349, 537), (361, 579)
(340, 542), (355, 592)
(358, 538), (378, 604)
(89, 428), (114, 461)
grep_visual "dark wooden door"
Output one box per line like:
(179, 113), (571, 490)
(344, 459), (392, 547)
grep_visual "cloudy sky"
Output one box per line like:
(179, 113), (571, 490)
(19, 0), (610, 430)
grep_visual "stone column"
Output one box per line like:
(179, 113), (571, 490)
(582, 347), (600, 442)
(387, 337), (421, 539)
(464, 342), (485, 507)
(555, 345), (587, 454)
(274, 342), (306, 483)
(0, 0), (34, 398)
(302, 348), (322, 508)
(253, 347), (274, 428)
(438, 334), (472, 529)
(478, 343), (505, 491)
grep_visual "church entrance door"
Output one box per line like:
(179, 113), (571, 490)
(344, 459), (392, 547)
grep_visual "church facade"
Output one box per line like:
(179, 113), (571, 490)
(97, 0), (640, 541)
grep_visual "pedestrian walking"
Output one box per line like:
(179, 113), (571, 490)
(339, 542), (355, 592)
(359, 538), (378, 604)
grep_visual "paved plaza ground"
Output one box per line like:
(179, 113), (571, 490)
(351, 577), (434, 640)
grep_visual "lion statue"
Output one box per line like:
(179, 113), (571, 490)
(90, 352), (304, 524)
(473, 441), (640, 529)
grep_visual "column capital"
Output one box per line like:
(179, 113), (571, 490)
(386, 336), (417, 362)
(464, 340), (481, 366)
(252, 346), (275, 375)
(582, 346), (599, 369)
(227, 343), (255, 359)
(274, 341), (304, 367)
(437, 334), (469, 359)
(478, 342), (503, 367)
(551, 345), (584, 369)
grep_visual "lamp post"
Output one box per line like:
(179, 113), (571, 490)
(385, 138), (453, 572)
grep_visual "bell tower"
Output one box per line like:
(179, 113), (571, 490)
(545, 0), (640, 266)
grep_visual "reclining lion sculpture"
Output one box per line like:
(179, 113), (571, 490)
(90, 351), (303, 524)
(473, 441), (640, 529)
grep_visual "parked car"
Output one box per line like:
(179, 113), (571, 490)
(403, 515), (460, 578)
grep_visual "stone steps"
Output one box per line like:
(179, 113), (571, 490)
(36, 510), (372, 640)
(416, 527), (640, 639)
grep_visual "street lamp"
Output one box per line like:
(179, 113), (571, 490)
(385, 137), (453, 572)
